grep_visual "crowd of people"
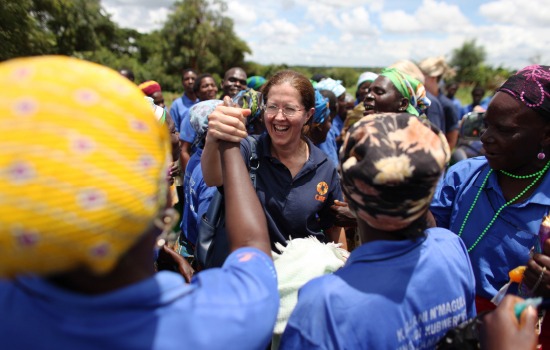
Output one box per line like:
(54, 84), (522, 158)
(0, 53), (549, 350)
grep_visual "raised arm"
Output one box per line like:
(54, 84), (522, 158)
(220, 140), (270, 256)
(201, 99), (249, 187)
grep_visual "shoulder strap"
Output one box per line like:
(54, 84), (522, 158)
(247, 136), (260, 189)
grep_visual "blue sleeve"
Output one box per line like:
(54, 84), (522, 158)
(191, 182), (217, 244)
(443, 101), (459, 132)
(179, 111), (196, 143)
(430, 172), (459, 229)
(196, 182), (216, 221)
(318, 132), (339, 168)
(430, 159), (482, 229)
(280, 278), (339, 349)
(279, 325), (320, 349)
(189, 248), (279, 349)
(170, 99), (182, 132)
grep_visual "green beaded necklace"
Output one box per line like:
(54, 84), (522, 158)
(458, 161), (550, 253)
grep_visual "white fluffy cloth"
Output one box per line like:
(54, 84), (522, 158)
(272, 237), (349, 336)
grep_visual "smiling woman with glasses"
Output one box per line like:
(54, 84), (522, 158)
(202, 70), (348, 253)
(263, 104), (304, 117)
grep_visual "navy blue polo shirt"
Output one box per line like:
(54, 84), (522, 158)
(438, 92), (459, 133)
(240, 134), (343, 250)
(426, 91), (444, 131)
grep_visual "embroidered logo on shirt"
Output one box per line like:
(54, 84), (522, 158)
(315, 181), (328, 202)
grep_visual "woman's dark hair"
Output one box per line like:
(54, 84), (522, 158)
(193, 73), (215, 94)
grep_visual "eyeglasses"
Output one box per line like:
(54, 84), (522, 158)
(263, 104), (304, 117)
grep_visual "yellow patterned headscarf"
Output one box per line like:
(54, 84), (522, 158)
(0, 56), (171, 277)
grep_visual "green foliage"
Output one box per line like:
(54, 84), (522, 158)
(449, 39), (514, 96)
(2, 0), (514, 103)
(450, 39), (486, 84)
(158, 0), (251, 91)
(1, 0), (119, 60)
(0, 0), (54, 60)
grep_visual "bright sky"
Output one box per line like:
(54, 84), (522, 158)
(102, 0), (549, 70)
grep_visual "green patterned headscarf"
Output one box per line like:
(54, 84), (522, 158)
(380, 68), (431, 116)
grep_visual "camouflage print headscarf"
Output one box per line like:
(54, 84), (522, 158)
(339, 113), (450, 231)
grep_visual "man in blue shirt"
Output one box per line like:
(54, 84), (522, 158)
(170, 68), (199, 133)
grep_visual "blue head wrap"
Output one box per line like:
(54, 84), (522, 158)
(315, 78), (346, 98)
(313, 90), (329, 124)
(246, 76), (266, 90)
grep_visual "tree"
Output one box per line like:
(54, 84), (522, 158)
(160, 0), (251, 87)
(449, 39), (486, 84)
(0, 0), (54, 60)
(0, 0), (120, 61)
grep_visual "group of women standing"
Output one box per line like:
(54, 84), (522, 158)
(0, 52), (548, 349)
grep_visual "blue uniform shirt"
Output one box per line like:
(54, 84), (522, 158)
(332, 115), (344, 135)
(0, 248), (279, 350)
(431, 157), (550, 299)
(182, 148), (216, 245)
(170, 94), (198, 133)
(178, 109), (197, 145)
(240, 134), (343, 249)
(317, 130), (339, 168)
(450, 97), (463, 120)
(280, 228), (476, 349)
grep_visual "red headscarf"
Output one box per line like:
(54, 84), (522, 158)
(138, 80), (162, 96)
